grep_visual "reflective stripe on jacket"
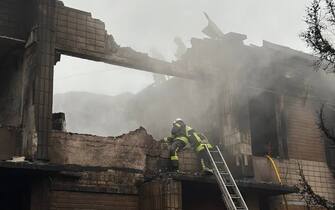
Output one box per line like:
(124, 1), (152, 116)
(165, 125), (212, 152)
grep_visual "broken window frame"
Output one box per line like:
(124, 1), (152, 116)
(248, 91), (288, 159)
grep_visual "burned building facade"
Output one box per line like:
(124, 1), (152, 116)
(128, 33), (335, 209)
(0, 0), (334, 209)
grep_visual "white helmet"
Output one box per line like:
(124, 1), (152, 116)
(173, 118), (184, 123)
(173, 118), (185, 127)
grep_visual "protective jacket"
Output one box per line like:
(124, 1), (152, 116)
(164, 122), (213, 152)
(165, 123), (212, 152)
(164, 122), (213, 172)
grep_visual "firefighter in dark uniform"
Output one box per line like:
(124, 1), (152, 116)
(164, 118), (213, 173)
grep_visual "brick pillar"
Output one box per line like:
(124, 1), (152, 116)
(34, 0), (56, 160)
(275, 95), (288, 158)
(140, 178), (182, 210)
(220, 77), (253, 176)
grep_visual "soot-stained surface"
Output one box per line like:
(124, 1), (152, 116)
(182, 181), (227, 210)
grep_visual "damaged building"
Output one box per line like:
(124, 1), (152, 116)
(0, 0), (335, 209)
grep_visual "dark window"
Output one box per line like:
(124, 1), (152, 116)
(249, 92), (279, 157)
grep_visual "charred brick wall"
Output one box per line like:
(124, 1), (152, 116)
(253, 156), (335, 207)
(278, 159), (335, 204)
(139, 178), (182, 210)
(0, 55), (24, 127)
(1, 0), (59, 160)
(50, 191), (138, 210)
(47, 128), (162, 210)
(0, 0), (35, 158)
(0, 127), (19, 160)
(0, 0), (114, 160)
(220, 80), (254, 178)
(285, 97), (325, 162)
(48, 127), (160, 170)
(51, 170), (142, 195)
(242, 94), (335, 208)
(278, 96), (335, 204)
(178, 149), (201, 174)
(33, 0), (57, 160)
(54, 3), (110, 58)
(0, 0), (28, 39)
(1, 0), (178, 161)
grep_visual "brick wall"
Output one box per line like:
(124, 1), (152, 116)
(34, 0), (57, 160)
(49, 127), (160, 170)
(50, 191), (138, 210)
(178, 149), (201, 174)
(52, 169), (142, 195)
(55, 3), (110, 59)
(0, 0), (27, 39)
(285, 97), (325, 162)
(139, 178), (182, 210)
(0, 0), (34, 159)
(220, 80), (254, 178)
(0, 127), (18, 160)
(278, 159), (335, 203)
(48, 128), (155, 210)
(221, 81), (252, 157)
(143, 145), (202, 176)
(0, 56), (24, 127)
(253, 156), (335, 206)
(175, 148), (242, 177)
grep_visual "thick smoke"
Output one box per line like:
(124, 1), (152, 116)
(53, 7), (335, 146)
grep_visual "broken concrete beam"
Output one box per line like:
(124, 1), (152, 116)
(55, 3), (203, 79)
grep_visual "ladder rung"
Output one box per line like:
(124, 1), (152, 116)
(215, 161), (224, 164)
(223, 178), (232, 182)
(211, 155), (222, 158)
(231, 195), (240, 199)
(222, 178), (231, 183)
(224, 181), (234, 185)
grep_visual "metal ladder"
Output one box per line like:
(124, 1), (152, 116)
(205, 145), (248, 210)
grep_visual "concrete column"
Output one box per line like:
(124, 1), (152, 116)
(33, 0), (56, 160)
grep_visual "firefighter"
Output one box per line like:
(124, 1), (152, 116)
(164, 118), (213, 173)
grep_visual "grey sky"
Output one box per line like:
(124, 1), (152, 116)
(54, 0), (310, 96)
